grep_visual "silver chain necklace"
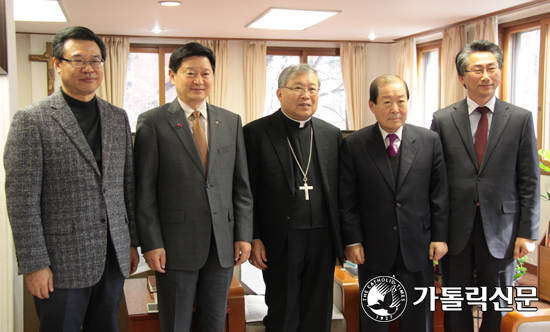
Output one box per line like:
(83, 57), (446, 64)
(287, 127), (314, 200)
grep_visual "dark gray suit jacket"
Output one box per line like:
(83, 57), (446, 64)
(243, 110), (344, 267)
(4, 90), (139, 288)
(431, 98), (540, 259)
(339, 123), (449, 273)
(134, 99), (253, 270)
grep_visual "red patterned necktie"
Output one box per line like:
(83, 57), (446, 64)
(474, 106), (489, 167)
(387, 133), (398, 158)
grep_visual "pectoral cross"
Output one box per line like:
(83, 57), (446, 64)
(299, 182), (313, 200)
(29, 42), (55, 96)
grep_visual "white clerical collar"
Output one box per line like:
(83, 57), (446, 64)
(281, 110), (311, 128)
(378, 124), (403, 141)
(178, 98), (208, 120)
(466, 95), (496, 115)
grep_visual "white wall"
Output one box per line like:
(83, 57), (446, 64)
(2, 1), (22, 331)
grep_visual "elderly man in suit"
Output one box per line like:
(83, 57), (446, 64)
(134, 42), (253, 332)
(243, 64), (344, 332)
(4, 26), (139, 331)
(431, 40), (540, 332)
(340, 75), (449, 332)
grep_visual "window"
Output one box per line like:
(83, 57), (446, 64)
(417, 41), (441, 128)
(124, 46), (177, 131)
(502, 23), (540, 137)
(265, 48), (348, 130)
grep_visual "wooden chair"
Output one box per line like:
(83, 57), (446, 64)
(500, 309), (550, 332)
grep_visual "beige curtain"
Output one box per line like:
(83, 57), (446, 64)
(441, 26), (466, 107)
(244, 41), (267, 123)
(97, 37), (129, 107)
(340, 43), (368, 130)
(195, 40), (228, 107)
(396, 38), (419, 125)
(474, 16), (497, 43)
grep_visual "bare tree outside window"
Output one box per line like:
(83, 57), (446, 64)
(264, 51), (347, 130)
(124, 52), (159, 132)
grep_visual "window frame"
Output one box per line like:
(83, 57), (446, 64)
(416, 40), (442, 127)
(129, 45), (179, 106)
(499, 14), (550, 171)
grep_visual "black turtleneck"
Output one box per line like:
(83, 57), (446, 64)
(61, 88), (102, 173)
(279, 111), (328, 229)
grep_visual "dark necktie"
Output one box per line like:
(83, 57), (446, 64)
(474, 106), (489, 167)
(387, 133), (398, 158)
(192, 111), (208, 172)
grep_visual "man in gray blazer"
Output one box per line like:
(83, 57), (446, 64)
(134, 42), (253, 332)
(4, 26), (139, 331)
(340, 75), (449, 332)
(431, 40), (540, 331)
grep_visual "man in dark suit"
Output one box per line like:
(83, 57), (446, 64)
(340, 75), (449, 332)
(134, 42), (253, 332)
(431, 40), (540, 332)
(243, 64), (343, 332)
(4, 26), (139, 331)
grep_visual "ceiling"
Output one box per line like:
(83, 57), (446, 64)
(14, 0), (546, 42)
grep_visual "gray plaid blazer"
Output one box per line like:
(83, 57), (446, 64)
(4, 90), (139, 289)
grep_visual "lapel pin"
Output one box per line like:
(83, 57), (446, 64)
(215, 121), (219, 125)
(177, 123), (182, 128)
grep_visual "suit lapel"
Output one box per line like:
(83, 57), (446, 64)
(266, 111), (295, 195)
(396, 125), (417, 191)
(97, 98), (113, 176)
(50, 92), (101, 176)
(165, 99), (207, 177)
(481, 99), (511, 173)
(312, 118), (330, 195)
(451, 100), (478, 170)
(206, 104), (219, 176)
(366, 124), (395, 192)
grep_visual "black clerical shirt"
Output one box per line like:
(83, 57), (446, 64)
(61, 88), (103, 173)
(279, 111), (328, 229)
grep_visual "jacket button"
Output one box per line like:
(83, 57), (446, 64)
(477, 178), (482, 182)
(396, 203), (401, 208)
(206, 183), (212, 189)
(102, 188), (106, 194)
(286, 216), (291, 221)
(393, 226), (398, 230)
(206, 212), (211, 216)
(100, 219), (106, 223)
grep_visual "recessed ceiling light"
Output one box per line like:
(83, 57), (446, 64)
(159, 1), (181, 6)
(150, 27), (163, 34)
(246, 8), (340, 31)
(368, 34), (377, 41)
(14, 0), (67, 22)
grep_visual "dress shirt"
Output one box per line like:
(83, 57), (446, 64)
(467, 95), (496, 143)
(177, 98), (209, 145)
(379, 124), (403, 152)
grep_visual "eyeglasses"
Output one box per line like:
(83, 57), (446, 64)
(60, 57), (105, 69)
(283, 86), (320, 96)
(464, 67), (499, 76)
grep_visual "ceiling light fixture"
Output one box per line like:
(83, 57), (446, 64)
(246, 8), (341, 31)
(150, 27), (163, 34)
(14, 0), (67, 22)
(368, 34), (377, 41)
(159, 1), (181, 6)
